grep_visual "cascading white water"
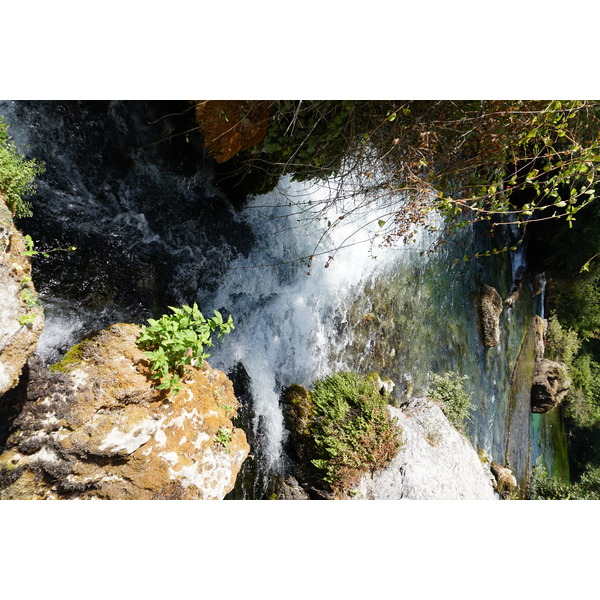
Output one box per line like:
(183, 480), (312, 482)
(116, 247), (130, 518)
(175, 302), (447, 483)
(204, 177), (411, 473)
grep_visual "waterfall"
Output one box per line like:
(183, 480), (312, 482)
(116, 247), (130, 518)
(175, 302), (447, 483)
(203, 178), (410, 475)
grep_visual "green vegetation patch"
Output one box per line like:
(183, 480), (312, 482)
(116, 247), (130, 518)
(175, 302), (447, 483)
(0, 116), (44, 218)
(530, 461), (600, 500)
(49, 339), (92, 373)
(306, 371), (402, 494)
(137, 303), (234, 397)
(426, 371), (473, 432)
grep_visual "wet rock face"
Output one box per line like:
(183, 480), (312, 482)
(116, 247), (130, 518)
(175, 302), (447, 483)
(351, 398), (497, 500)
(477, 283), (503, 348)
(531, 358), (571, 413)
(0, 195), (44, 397)
(0, 323), (249, 499)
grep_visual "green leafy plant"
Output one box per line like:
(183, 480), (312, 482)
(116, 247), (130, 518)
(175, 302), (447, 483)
(18, 313), (36, 326)
(545, 314), (581, 364)
(214, 426), (233, 452)
(306, 371), (402, 493)
(426, 371), (473, 431)
(20, 234), (77, 258)
(0, 116), (45, 218)
(137, 303), (234, 397)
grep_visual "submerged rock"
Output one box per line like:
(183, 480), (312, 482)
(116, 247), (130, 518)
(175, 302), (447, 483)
(0, 323), (249, 499)
(350, 398), (497, 500)
(531, 358), (571, 413)
(477, 283), (503, 347)
(0, 195), (44, 397)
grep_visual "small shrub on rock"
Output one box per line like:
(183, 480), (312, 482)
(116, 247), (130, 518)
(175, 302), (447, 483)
(306, 371), (402, 494)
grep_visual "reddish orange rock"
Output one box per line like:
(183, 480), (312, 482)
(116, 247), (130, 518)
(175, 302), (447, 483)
(194, 100), (273, 163)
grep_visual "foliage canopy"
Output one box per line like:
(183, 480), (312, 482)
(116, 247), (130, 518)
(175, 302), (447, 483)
(206, 100), (600, 261)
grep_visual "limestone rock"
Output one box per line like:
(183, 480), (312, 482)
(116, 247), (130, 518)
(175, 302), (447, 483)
(0, 323), (249, 499)
(531, 358), (571, 413)
(504, 281), (521, 308)
(351, 398), (497, 500)
(477, 283), (503, 347)
(0, 195), (44, 397)
(490, 461), (517, 498)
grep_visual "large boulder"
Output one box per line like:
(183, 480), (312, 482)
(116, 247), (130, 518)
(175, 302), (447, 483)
(477, 283), (503, 347)
(531, 358), (571, 413)
(351, 398), (497, 500)
(0, 195), (44, 397)
(0, 323), (249, 499)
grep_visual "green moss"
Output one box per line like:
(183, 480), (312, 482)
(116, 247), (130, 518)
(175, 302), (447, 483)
(477, 447), (490, 463)
(282, 384), (312, 436)
(1, 460), (20, 472)
(366, 371), (381, 383)
(49, 340), (88, 373)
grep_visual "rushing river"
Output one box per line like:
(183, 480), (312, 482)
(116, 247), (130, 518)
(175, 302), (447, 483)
(0, 100), (570, 497)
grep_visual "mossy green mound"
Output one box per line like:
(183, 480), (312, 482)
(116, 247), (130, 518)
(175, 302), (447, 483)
(283, 371), (402, 496)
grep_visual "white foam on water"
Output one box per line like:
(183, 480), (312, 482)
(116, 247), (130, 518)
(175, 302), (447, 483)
(206, 177), (417, 472)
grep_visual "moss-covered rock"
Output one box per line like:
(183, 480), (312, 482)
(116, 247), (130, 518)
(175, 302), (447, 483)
(0, 323), (249, 499)
(477, 283), (503, 347)
(281, 371), (402, 498)
(531, 358), (571, 413)
(281, 383), (312, 459)
(490, 461), (518, 498)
